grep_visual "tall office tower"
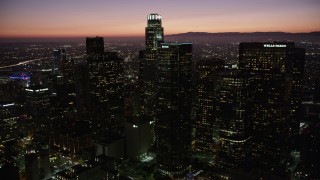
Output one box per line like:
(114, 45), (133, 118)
(194, 58), (224, 154)
(53, 49), (66, 75)
(62, 57), (75, 84)
(0, 102), (19, 141)
(25, 85), (51, 132)
(0, 162), (20, 180)
(239, 42), (305, 172)
(87, 38), (124, 132)
(86, 36), (104, 55)
(314, 77), (320, 103)
(75, 63), (90, 120)
(124, 115), (152, 161)
(140, 13), (164, 116)
(214, 70), (254, 178)
(291, 48), (306, 145)
(156, 42), (193, 176)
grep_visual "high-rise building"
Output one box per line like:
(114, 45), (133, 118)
(239, 42), (305, 172)
(87, 38), (124, 133)
(25, 85), (51, 132)
(140, 13), (164, 116)
(0, 102), (19, 141)
(194, 58), (224, 154)
(124, 115), (153, 161)
(214, 70), (254, 178)
(53, 49), (66, 76)
(75, 63), (90, 120)
(145, 14), (164, 51)
(156, 42), (193, 176)
(86, 36), (104, 55)
(291, 47), (306, 146)
(62, 57), (75, 84)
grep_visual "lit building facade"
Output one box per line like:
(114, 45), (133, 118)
(0, 102), (19, 141)
(25, 85), (51, 133)
(194, 58), (224, 153)
(53, 49), (66, 76)
(156, 42), (193, 175)
(214, 70), (254, 177)
(87, 38), (124, 133)
(140, 13), (164, 116)
(239, 42), (305, 172)
(124, 115), (152, 161)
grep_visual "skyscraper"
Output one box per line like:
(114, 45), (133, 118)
(25, 85), (51, 132)
(86, 36), (104, 55)
(194, 58), (224, 154)
(53, 49), (66, 76)
(214, 70), (254, 178)
(87, 38), (124, 133)
(156, 42), (193, 176)
(140, 13), (164, 116)
(239, 42), (305, 173)
(0, 102), (19, 141)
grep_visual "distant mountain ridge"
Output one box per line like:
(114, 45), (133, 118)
(167, 31), (320, 37)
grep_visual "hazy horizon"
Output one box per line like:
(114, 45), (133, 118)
(1, 0), (320, 38)
(0, 30), (319, 40)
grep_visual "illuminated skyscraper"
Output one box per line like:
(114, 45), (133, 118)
(25, 85), (51, 131)
(145, 14), (164, 51)
(87, 38), (124, 133)
(239, 42), (305, 172)
(53, 49), (66, 76)
(214, 70), (254, 178)
(140, 13), (164, 116)
(0, 102), (19, 141)
(194, 58), (224, 154)
(156, 42), (193, 176)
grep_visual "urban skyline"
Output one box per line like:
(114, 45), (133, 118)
(0, 4), (320, 179)
(1, 0), (320, 38)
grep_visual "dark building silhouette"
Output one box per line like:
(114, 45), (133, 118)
(194, 58), (224, 154)
(313, 77), (320, 103)
(53, 49), (66, 76)
(156, 42), (193, 175)
(25, 151), (40, 180)
(86, 36), (104, 55)
(25, 85), (51, 132)
(51, 120), (93, 154)
(0, 102), (19, 141)
(239, 42), (305, 174)
(62, 56), (75, 84)
(0, 162), (20, 180)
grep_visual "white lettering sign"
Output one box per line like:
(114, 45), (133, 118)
(264, 44), (287, 48)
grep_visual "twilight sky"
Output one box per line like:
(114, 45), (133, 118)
(0, 0), (319, 38)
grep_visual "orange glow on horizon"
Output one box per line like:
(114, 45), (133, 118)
(1, 0), (319, 38)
